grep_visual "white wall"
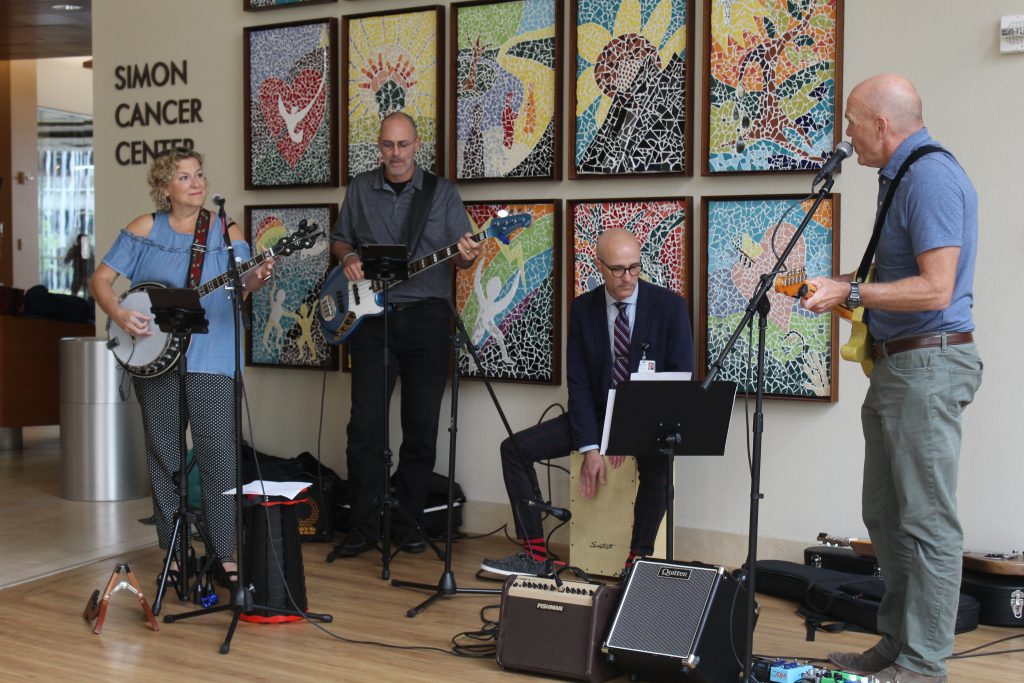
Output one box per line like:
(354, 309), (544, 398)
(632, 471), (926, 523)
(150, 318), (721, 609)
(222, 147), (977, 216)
(37, 57), (93, 116)
(91, 0), (1024, 564)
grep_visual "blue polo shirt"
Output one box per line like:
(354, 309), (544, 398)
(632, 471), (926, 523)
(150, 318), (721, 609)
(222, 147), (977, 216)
(867, 128), (978, 341)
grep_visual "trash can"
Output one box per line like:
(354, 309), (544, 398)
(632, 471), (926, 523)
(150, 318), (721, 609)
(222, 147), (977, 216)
(60, 337), (148, 501)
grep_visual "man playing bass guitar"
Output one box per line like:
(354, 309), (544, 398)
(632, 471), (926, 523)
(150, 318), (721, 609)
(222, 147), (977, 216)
(801, 74), (982, 683)
(329, 111), (482, 558)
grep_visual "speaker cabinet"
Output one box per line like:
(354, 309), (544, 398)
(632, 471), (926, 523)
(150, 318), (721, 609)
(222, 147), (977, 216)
(604, 560), (752, 683)
(497, 576), (623, 682)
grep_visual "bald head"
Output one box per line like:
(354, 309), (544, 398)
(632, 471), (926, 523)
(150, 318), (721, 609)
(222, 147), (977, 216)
(596, 229), (642, 300)
(845, 73), (925, 168)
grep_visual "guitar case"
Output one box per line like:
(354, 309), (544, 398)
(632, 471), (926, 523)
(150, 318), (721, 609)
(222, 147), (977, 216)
(959, 570), (1024, 627)
(756, 560), (980, 638)
(803, 545), (879, 575)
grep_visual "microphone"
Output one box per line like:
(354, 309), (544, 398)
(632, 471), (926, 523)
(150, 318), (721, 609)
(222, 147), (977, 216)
(212, 194), (226, 209)
(525, 499), (572, 522)
(813, 141), (854, 185)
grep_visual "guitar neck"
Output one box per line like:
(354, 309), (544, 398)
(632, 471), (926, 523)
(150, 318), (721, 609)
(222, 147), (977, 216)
(195, 251), (271, 299)
(405, 231), (488, 278)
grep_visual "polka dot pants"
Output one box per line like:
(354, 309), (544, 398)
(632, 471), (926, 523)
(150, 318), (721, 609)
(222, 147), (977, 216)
(132, 371), (238, 561)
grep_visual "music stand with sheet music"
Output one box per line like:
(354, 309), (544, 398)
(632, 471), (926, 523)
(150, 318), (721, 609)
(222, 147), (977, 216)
(146, 287), (211, 614)
(605, 379), (738, 560)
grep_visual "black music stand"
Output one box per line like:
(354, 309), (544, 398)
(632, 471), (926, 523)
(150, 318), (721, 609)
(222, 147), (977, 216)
(605, 379), (737, 560)
(147, 288), (215, 614)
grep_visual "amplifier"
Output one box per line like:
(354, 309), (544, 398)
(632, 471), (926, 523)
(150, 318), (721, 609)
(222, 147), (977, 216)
(604, 560), (752, 683)
(496, 575), (622, 683)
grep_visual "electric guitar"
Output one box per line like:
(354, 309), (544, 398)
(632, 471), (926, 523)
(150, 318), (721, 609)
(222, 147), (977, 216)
(317, 213), (532, 345)
(817, 532), (1024, 577)
(774, 267), (874, 377)
(107, 220), (323, 378)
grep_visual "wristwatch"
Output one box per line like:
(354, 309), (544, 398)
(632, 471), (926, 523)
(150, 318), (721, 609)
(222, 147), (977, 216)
(845, 281), (862, 309)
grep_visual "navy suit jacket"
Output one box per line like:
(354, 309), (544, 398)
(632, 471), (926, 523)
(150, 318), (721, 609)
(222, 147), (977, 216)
(566, 279), (694, 451)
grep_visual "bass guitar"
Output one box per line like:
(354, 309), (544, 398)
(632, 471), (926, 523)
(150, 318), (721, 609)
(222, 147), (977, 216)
(775, 267), (874, 377)
(318, 213), (532, 345)
(107, 219), (323, 378)
(818, 532), (1024, 577)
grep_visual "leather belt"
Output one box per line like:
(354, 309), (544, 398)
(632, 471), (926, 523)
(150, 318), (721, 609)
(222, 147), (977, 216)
(873, 331), (973, 357)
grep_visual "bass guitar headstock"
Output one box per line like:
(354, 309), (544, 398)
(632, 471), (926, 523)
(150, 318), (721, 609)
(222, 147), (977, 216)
(484, 213), (533, 245)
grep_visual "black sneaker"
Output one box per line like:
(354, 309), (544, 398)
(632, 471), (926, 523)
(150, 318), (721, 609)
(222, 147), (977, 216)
(480, 552), (550, 577)
(333, 530), (376, 558)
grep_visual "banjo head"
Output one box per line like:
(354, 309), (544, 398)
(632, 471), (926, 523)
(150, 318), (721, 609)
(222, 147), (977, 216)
(107, 284), (183, 378)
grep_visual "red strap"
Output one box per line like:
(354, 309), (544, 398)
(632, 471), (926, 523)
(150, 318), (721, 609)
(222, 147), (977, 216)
(186, 208), (212, 288)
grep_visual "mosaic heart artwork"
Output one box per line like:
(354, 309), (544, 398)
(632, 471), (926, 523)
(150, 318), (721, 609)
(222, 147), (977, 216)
(258, 68), (327, 168)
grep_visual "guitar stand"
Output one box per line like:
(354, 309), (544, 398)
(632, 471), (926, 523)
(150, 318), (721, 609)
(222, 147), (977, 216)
(83, 562), (159, 634)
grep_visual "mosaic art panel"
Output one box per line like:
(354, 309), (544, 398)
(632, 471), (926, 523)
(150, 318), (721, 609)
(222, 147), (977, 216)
(245, 0), (336, 11)
(572, 0), (692, 176)
(704, 0), (842, 174)
(452, 0), (560, 181)
(701, 195), (838, 400)
(569, 198), (691, 307)
(245, 204), (338, 370)
(344, 8), (442, 182)
(245, 19), (338, 188)
(455, 201), (560, 384)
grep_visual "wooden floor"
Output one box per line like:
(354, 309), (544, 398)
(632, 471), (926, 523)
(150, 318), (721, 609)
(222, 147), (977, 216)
(1, 430), (1021, 681)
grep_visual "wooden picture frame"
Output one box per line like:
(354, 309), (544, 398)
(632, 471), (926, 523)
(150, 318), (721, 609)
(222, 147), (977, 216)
(244, 203), (338, 370)
(342, 6), (444, 183)
(456, 200), (561, 384)
(700, 194), (840, 401)
(702, 0), (844, 175)
(449, 0), (562, 182)
(244, 18), (339, 189)
(569, 0), (694, 178)
(244, 0), (336, 11)
(567, 197), (694, 324)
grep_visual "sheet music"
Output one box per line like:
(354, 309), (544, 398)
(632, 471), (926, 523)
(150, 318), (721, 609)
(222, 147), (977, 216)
(222, 480), (312, 499)
(600, 372), (692, 454)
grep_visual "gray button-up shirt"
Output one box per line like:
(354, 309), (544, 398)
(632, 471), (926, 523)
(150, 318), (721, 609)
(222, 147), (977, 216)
(330, 165), (471, 303)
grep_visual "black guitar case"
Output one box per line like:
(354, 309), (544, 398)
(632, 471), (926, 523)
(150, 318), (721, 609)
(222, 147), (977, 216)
(756, 560), (980, 638)
(959, 570), (1024, 627)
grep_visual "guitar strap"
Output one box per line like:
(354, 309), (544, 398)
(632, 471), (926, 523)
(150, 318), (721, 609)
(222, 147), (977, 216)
(186, 208), (213, 288)
(403, 171), (438, 261)
(854, 144), (951, 283)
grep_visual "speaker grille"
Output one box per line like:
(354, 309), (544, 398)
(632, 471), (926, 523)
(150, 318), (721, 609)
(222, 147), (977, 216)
(606, 561), (720, 659)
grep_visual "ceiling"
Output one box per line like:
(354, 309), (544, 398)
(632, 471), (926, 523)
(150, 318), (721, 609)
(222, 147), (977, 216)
(0, 1), (91, 61)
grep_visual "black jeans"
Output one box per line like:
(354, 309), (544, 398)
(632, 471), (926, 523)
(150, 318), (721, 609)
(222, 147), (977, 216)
(346, 300), (451, 537)
(499, 413), (670, 555)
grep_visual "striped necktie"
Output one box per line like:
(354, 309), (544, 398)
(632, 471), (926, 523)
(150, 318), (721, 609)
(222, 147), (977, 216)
(612, 301), (631, 387)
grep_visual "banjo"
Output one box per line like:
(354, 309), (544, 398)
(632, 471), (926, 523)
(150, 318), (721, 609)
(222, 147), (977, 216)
(107, 219), (322, 378)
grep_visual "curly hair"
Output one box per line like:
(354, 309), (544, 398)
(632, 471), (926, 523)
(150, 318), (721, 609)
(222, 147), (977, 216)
(147, 147), (205, 212)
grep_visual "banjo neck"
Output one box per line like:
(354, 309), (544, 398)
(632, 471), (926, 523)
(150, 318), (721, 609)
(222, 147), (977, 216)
(194, 251), (271, 299)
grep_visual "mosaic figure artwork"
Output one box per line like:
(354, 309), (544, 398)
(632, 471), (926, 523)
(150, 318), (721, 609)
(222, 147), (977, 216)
(245, 19), (337, 188)
(573, 0), (691, 176)
(704, 0), (842, 174)
(245, 0), (336, 10)
(456, 202), (560, 384)
(344, 8), (442, 181)
(452, 0), (560, 180)
(245, 205), (337, 370)
(702, 195), (838, 400)
(569, 199), (691, 311)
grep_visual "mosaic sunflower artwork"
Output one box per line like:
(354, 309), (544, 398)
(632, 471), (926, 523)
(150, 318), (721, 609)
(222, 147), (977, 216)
(571, 0), (693, 177)
(703, 0), (843, 174)
(701, 194), (840, 400)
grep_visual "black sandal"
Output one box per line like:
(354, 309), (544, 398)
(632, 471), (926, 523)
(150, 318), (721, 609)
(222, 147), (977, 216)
(157, 568), (181, 590)
(218, 561), (239, 588)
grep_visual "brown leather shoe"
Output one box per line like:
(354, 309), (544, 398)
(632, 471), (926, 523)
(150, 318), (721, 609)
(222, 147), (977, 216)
(872, 664), (946, 683)
(827, 647), (896, 674)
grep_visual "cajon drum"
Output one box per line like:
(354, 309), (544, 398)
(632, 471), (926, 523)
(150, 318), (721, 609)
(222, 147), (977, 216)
(569, 451), (668, 577)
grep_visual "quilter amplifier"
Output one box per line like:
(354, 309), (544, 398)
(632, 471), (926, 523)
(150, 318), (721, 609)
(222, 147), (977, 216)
(496, 575), (622, 682)
(604, 560), (753, 683)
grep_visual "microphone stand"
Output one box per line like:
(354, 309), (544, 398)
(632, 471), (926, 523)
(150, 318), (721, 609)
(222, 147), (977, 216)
(701, 175), (835, 683)
(165, 198), (330, 652)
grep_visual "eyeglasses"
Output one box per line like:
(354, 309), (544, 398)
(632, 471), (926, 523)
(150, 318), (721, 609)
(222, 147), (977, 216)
(597, 257), (641, 277)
